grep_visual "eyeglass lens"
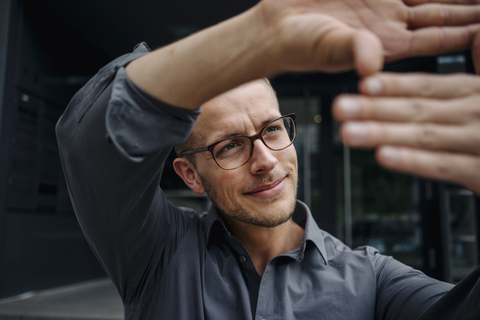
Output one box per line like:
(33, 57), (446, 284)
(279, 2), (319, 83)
(213, 116), (295, 169)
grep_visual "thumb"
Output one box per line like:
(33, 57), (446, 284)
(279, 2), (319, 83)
(353, 30), (384, 77)
(317, 27), (384, 75)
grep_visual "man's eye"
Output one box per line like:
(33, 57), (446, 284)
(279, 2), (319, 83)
(222, 142), (239, 151)
(215, 140), (244, 159)
(265, 125), (282, 134)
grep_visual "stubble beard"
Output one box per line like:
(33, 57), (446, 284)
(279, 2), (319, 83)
(199, 169), (298, 228)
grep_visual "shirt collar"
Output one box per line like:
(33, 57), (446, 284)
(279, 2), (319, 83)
(202, 200), (328, 265)
(294, 200), (328, 265)
(203, 204), (231, 240)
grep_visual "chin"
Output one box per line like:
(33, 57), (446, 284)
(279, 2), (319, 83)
(249, 194), (297, 227)
(214, 193), (297, 229)
(230, 206), (294, 229)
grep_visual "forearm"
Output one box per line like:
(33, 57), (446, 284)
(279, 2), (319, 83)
(126, 5), (278, 109)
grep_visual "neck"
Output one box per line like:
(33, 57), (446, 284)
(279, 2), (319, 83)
(226, 217), (304, 276)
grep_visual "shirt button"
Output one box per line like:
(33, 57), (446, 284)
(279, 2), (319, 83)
(239, 256), (247, 264)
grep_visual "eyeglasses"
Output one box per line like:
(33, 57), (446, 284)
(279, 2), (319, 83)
(181, 114), (296, 170)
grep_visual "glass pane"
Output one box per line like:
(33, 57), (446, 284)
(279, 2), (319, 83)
(446, 189), (479, 282)
(336, 132), (424, 269)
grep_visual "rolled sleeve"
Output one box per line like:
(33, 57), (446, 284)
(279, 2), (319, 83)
(106, 68), (200, 162)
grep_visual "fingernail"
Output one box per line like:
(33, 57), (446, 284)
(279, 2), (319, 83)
(338, 98), (360, 118)
(344, 123), (368, 145)
(379, 146), (399, 166)
(364, 76), (383, 95)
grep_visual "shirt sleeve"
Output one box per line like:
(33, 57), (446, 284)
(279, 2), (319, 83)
(55, 43), (201, 304)
(373, 249), (480, 320)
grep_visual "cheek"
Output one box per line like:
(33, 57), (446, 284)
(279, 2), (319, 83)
(219, 173), (242, 195)
(281, 146), (298, 167)
(201, 167), (241, 198)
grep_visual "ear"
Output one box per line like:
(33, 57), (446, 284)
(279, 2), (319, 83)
(173, 158), (205, 194)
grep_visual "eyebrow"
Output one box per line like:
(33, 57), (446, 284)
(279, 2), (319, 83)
(211, 116), (280, 143)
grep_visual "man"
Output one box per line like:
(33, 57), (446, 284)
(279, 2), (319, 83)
(56, 0), (480, 319)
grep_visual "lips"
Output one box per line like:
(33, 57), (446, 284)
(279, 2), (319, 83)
(244, 177), (286, 199)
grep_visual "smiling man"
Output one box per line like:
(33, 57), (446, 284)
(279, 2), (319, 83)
(56, 0), (480, 318)
(173, 80), (303, 275)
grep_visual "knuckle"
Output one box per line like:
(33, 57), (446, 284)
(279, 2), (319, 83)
(439, 6), (449, 25)
(410, 99), (427, 122)
(432, 157), (453, 178)
(405, 7), (414, 26)
(416, 124), (438, 149)
(375, 124), (387, 143)
(433, 6), (446, 25)
(433, 29), (447, 56)
(419, 80), (435, 97)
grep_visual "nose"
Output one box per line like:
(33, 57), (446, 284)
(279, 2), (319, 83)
(249, 139), (278, 174)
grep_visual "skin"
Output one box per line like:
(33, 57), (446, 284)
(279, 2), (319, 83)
(173, 80), (304, 275)
(333, 72), (480, 195)
(126, 0), (480, 110)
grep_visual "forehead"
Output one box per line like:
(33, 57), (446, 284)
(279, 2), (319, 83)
(194, 80), (281, 144)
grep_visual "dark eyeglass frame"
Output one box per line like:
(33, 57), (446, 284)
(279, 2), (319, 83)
(181, 113), (296, 170)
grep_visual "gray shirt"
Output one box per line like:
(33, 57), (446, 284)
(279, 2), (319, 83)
(56, 43), (480, 320)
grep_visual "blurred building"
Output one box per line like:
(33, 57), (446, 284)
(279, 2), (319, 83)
(0, 0), (478, 299)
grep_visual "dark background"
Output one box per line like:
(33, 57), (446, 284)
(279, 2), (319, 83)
(0, 0), (478, 298)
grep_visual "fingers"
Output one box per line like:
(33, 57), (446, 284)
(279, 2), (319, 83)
(385, 25), (480, 61)
(333, 95), (476, 123)
(333, 74), (480, 154)
(334, 71), (480, 196)
(376, 146), (480, 194)
(357, 73), (480, 98)
(339, 121), (480, 153)
(333, 73), (480, 124)
(407, 4), (480, 28)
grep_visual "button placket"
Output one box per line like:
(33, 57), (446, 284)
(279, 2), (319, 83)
(255, 264), (274, 320)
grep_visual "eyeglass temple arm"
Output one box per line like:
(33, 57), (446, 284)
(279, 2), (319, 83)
(181, 146), (209, 156)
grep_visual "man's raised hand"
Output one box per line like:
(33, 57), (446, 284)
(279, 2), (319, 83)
(333, 72), (480, 195)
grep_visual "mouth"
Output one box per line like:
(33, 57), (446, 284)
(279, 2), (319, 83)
(244, 177), (287, 200)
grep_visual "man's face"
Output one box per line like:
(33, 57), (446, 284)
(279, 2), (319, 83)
(191, 80), (298, 228)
